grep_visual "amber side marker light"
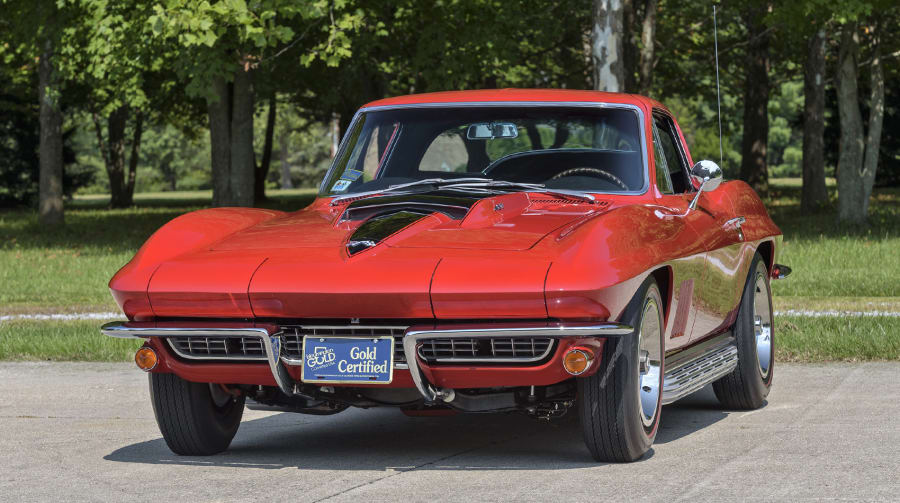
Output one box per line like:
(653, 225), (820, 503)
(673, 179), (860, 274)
(563, 348), (594, 376)
(135, 347), (158, 372)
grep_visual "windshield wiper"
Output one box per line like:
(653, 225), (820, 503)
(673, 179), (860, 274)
(437, 180), (597, 203)
(330, 178), (492, 205)
(330, 177), (596, 205)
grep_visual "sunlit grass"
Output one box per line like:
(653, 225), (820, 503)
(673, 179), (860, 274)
(0, 319), (142, 361)
(777, 315), (900, 362)
(767, 182), (899, 298)
(0, 190), (318, 312)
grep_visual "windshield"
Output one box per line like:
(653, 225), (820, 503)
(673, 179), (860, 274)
(319, 106), (646, 197)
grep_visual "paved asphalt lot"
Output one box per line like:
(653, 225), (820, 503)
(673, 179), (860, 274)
(1, 362), (898, 502)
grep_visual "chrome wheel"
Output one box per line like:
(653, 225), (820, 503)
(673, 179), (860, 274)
(753, 270), (773, 380)
(638, 297), (663, 429)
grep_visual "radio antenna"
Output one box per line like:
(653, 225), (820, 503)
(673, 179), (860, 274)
(713, 5), (724, 167)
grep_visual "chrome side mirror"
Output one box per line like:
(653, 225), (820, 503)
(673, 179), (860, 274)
(688, 160), (723, 210)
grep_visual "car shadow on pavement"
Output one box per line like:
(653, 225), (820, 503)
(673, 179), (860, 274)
(104, 385), (736, 470)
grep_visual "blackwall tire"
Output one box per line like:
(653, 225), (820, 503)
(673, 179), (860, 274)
(578, 277), (664, 462)
(713, 252), (774, 410)
(149, 373), (245, 456)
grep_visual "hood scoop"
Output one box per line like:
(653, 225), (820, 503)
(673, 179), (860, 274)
(341, 193), (479, 222)
(346, 210), (431, 255)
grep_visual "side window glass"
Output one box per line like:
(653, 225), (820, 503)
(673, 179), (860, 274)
(651, 122), (673, 194)
(653, 114), (689, 193)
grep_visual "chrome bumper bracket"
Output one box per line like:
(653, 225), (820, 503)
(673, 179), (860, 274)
(402, 322), (634, 403)
(100, 321), (294, 396)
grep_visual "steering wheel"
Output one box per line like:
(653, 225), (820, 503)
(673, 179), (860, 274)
(550, 167), (629, 191)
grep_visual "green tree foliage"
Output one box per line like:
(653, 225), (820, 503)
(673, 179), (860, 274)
(0, 7), (91, 208)
(146, 0), (363, 206)
(2, 0), (899, 218)
(293, 0), (591, 135)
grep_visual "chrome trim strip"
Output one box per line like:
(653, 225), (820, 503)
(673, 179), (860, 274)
(407, 324), (634, 339)
(402, 322), (634, 402)
(262, 334), (295, 396)
(661, 338), (738, 405)
(101, 322), (269, 340)
(279, 324), (410, 331)
(100, 322), (294, 396)
(319, 101), (651, 198)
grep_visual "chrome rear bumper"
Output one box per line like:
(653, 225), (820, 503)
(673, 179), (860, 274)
(101, 320), (633, 402)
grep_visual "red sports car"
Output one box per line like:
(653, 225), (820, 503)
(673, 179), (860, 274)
(102, 89), (789, 462)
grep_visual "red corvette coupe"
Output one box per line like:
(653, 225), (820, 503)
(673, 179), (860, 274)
(102, 89), (789, 462)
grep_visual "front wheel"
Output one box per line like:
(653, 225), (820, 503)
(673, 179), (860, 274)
(578, 277), (664, 462)
(713, 252), (774, 409)
(149, 373), (245, 455)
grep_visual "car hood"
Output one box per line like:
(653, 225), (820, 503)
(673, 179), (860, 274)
(145, 193), (611, 319)
(210, 192), (604, 252)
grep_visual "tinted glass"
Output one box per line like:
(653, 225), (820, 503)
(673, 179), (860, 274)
(653, 115), (690, 193)
(321, 106), (645, 195)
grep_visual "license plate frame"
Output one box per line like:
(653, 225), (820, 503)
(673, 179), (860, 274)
(300, 336), (394, 384)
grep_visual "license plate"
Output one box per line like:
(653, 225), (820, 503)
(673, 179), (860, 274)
(300, 336), (394, 384)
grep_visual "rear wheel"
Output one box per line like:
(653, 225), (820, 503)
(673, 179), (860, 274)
(149, 373), (245, 455)
(578, 277), (664, 462)
(713, 252), (773, 409)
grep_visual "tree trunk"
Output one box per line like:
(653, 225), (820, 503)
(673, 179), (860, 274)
(125, 111), (144, 207)
(836, 24), (867, 224)
(622, 0), (637, 92)
(38, 38), (64, 225)
(861, 29), (884, 219)
(637, 0), (658, 96)
(254, 94), (277, 202)
(463, 140), (490, 172)
(105, 106), (129, 208)
(591, 0), (625, 92)
(230, 67), (255, 207)
(550, 125), (570, 149)
(279, 129), (292, 189)
(525, 124), (543, 150)
(160, 152), (177, 191)
(801, 28), (828, 212)
(208, 76), (232, 206)
(332, 113), (342, 157)
(739, 8), (771, 197)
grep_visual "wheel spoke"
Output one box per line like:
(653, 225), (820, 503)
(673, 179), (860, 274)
(638, 297), (662, 428)
(753, 272), (773, 379)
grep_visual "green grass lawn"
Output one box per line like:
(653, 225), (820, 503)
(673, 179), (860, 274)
(767, 181), (899, 299)
(0, 180), (898, 362)
(0, 319), (142, 361)
(0, 189), (317, 313)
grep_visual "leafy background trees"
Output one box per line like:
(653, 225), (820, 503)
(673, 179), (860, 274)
(0, 0), (897, 224)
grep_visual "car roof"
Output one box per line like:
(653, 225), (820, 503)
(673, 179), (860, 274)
(362, 88), (667, 112)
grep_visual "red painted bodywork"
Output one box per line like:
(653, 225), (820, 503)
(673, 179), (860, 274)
(110, 89), (782, 389)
